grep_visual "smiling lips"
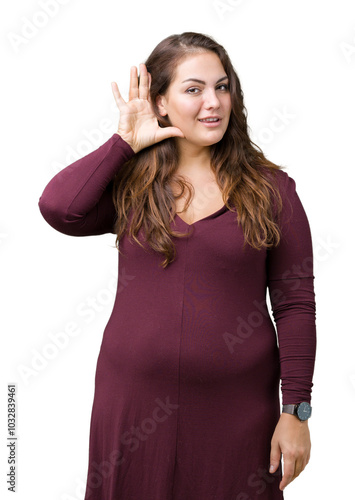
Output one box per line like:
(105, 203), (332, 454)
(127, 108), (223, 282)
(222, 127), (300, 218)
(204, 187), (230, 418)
(198, 116), (222, 126)
(198, 116), (221, 122)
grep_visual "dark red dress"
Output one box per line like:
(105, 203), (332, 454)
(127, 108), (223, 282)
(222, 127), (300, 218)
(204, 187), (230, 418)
(38, 133), (317, 500)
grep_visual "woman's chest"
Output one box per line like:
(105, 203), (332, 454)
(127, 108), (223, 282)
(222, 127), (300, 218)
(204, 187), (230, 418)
(171, 173), (225, 226)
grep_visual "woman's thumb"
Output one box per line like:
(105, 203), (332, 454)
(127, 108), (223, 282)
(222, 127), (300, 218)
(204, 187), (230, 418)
(157, 126), (185, 142)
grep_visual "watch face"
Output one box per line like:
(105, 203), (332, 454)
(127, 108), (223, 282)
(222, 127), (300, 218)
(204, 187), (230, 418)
(297, 402), (312, 421)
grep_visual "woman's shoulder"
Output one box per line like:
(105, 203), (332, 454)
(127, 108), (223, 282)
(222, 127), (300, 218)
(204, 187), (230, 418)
(259, 165), (296, 195)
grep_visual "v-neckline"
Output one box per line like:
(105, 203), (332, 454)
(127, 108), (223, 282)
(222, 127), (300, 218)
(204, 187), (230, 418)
(174, 204), (228, 227)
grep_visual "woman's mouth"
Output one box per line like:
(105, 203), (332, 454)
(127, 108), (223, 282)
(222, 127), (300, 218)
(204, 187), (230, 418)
(198, 117), (222, 127)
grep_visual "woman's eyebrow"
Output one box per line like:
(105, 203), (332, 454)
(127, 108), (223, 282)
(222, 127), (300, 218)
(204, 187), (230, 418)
(181, 76), (229, 84)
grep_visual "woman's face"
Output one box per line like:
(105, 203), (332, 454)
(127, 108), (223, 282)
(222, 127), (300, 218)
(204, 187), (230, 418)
(156, 51), (232, 148)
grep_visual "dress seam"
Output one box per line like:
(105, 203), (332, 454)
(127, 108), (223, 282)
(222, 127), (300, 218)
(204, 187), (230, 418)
(171, 236), (189, 497)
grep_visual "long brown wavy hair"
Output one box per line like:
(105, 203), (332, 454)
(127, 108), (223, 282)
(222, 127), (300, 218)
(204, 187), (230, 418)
(112, 32), (284, 268)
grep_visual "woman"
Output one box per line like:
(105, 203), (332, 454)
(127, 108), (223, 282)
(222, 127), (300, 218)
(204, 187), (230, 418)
(38, 32), (316, 500)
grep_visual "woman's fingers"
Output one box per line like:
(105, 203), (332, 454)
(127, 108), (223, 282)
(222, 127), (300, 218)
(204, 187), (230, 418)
(147, 72), (152, 102)
(129, 66), (139, 101)
(111, 82), (125, 110)
(127, 64), (150, 102)
(138, 64), (149, 100)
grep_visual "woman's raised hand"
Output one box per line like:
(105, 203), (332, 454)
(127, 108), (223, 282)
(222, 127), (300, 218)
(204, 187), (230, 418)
(111, 64), (185, 153)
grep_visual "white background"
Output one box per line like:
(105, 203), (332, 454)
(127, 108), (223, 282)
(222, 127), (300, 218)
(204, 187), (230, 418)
(1, 0), (354, 498)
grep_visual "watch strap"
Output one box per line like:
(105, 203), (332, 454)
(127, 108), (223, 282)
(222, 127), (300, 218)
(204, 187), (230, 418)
(282, 404), (298, 415)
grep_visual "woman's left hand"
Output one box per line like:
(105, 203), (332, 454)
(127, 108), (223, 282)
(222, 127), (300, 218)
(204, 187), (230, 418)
(269, 412), (311, 491)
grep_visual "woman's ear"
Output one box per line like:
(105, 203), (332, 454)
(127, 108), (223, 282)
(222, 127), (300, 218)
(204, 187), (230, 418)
(156, 95), (168, 117)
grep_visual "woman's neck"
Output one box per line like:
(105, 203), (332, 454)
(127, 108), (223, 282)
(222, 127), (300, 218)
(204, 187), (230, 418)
(175, 139), (212, 176)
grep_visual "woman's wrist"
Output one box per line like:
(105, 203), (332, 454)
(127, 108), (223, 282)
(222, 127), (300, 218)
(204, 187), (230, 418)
(280, 412), (309, 425)
(115, 132), (137, 153)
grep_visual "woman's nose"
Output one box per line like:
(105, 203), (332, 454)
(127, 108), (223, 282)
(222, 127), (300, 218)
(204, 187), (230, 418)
(202, 89), (220, 109)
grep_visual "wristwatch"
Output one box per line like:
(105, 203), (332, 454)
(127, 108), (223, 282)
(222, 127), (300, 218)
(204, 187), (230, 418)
(282, 402), (312, 421)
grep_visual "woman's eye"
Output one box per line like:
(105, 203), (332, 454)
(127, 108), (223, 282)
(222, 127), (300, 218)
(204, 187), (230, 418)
(186, 84), (229, 94)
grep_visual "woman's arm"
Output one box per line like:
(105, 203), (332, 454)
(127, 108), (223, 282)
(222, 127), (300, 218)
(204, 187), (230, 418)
(39, 65), (185, 238)
(38, 134), (135, 236)
(266, 170), (317, 406)
(266, 169), (317, 491)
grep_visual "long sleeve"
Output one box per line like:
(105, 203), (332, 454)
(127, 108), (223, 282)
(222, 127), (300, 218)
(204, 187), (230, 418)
(38, 134), (135, 236)
(266, 170), (317, 406)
